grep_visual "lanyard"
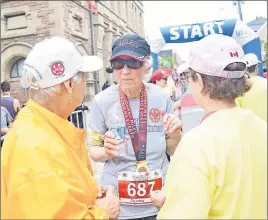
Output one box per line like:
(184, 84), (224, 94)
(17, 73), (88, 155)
(119, 84), (148, 162)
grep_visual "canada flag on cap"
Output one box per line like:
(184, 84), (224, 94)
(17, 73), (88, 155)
(230, 52), (239, 57)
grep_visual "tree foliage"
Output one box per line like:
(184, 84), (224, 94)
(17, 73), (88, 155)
(158, 54), (174, 68)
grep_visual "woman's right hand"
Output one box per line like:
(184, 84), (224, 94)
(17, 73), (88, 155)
(95, 186), (120, 220)
(103, 131), (122, 160)
(1, 128), (9, 135)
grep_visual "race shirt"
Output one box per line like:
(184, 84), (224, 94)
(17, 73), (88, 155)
(158, 107), (267, 219)
(89, 83), (173, 219)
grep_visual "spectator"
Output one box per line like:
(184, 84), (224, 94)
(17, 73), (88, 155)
(1, 36), (119, 219)
(151, 69), (169, 89)
(1, 81), (21, 119)
(263, 68), (267, 79)
(235, 53), (267, 121)
(165, 76), (176, 101)
(155, 34), (267, 219)
(151, 69), (175, 162)
(102, 80), (110, 90)
(1, 106), (12, 136)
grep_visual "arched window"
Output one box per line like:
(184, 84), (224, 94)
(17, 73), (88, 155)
(10, 58), (25, 78)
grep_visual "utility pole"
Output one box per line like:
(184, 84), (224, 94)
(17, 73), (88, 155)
(232, 0), (244, 21)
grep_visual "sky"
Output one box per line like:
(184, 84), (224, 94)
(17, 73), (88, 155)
(143, 1), (267, 61)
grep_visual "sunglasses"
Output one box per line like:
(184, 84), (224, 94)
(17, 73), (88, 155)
(111, 58), (144, 70)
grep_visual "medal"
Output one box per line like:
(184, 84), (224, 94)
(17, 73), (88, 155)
(136, 160), (149, 173)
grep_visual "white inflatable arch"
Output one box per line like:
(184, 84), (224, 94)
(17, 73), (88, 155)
(148, 19), (263, 76)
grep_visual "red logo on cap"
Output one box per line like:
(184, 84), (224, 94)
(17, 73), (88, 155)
(149, 108), (160, 123)
(230, 52), (238, 57)
(51, 61), (65, 76)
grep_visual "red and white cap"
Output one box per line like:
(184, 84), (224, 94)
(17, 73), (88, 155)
(188, 34), (247, 79)
(177, 62), (189, 74)
(151, 69), (169, 82)
(21, 36), (103, 89)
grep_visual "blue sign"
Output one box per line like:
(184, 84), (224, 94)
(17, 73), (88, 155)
(160, 19), (236, 44)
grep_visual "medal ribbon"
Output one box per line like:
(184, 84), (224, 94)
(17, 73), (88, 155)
(119, 83), (148, 161)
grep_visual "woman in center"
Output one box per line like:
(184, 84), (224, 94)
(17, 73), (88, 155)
(88, 34), (182, 220)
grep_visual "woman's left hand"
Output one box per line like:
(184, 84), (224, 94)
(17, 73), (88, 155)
(150, 190), (166, 211)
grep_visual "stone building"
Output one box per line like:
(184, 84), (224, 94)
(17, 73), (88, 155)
(1, 0), (144, 104)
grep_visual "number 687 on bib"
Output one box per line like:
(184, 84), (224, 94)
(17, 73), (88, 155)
(118, 170), (163, 205)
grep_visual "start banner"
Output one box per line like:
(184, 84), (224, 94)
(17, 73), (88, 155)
(148, 19), (263, 76)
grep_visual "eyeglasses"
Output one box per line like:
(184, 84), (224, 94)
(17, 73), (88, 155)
(111, 58), (144, 70)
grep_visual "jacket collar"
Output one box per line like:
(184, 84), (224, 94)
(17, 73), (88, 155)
(26, 99), (86, 151)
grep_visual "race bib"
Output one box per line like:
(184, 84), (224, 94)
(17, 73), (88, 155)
(118, 169), (162, 205)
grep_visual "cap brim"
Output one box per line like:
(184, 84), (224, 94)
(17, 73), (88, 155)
(162, 74), (169, 79)
(177, 62), (189, 74)
(80, 56), (103, 72)
(109, 51), (146, 62)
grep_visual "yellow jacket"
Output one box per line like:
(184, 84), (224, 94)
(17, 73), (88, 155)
(165, 77), (175, 97)
(1, 100), (108, 219)
(158, 108), (267, 219)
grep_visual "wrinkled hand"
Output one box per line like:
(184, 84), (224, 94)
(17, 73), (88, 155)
(160, 109), (182, 138)
(150, 190), (166, 211)
(1, 128), (9, 135)
(103, 131), (122, 160)
(97, 184), (108, 199)
(95, 185), (120, 220)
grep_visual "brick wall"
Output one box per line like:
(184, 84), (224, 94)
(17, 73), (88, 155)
(1, 1), (93, 104)
(61, 1), (92, 55)
(1, 1), (54, 49)
(1, 1), (56, 104)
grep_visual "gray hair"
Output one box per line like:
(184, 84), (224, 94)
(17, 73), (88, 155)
(189, 62), (252, 100)
(28, 72), (83, 105)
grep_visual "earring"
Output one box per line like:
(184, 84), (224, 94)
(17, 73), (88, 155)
(70, 94), (73, 103)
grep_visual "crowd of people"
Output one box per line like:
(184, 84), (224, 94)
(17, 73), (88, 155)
(0, 81), (21, 146)
(1, 32), (267, 220)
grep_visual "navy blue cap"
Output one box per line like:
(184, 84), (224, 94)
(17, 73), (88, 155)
(109, 34), (151, 62)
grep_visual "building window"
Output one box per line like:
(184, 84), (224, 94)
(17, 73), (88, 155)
(10, 58), (25, 78)
(5, 12), (27, 30)
(76, 44), (88, 56)
(73, 15), (83, 32)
